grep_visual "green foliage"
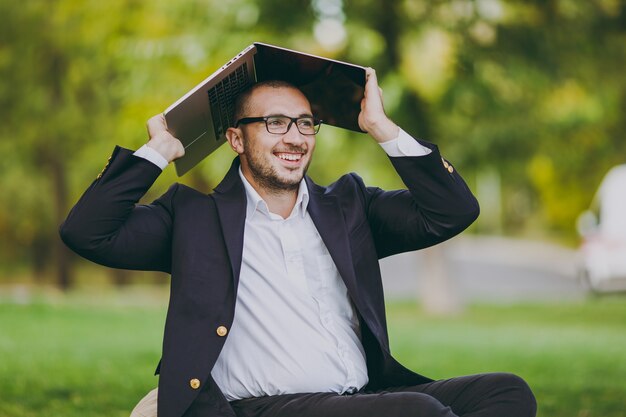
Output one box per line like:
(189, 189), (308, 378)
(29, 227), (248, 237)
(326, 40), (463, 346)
(2, 0), (626, 281)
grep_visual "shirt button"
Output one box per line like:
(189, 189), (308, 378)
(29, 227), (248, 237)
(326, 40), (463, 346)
(216, 326), (228, 337)
(190, 378), (201, 389)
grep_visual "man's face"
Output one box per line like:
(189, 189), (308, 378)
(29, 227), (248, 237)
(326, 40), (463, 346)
(235, 86), (316, 194)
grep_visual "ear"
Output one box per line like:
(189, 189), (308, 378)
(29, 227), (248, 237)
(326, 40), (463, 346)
(226, 127), (245, 155)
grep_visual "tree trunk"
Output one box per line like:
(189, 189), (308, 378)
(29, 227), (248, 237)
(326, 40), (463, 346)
(30, 233), (49, 282)
(50, 154), (73, 291)
(418, 242), (464, 316)
(111, 268), (132, 287)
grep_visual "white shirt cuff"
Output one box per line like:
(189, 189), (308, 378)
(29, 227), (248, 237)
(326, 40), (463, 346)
(379, 128), (432, 157)
(133, 145), (169, 170)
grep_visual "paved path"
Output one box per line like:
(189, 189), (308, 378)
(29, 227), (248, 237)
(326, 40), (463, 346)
(379, 235), (588, 303)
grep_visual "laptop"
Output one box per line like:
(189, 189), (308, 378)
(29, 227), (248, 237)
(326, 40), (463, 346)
(164, 42), (367, 176)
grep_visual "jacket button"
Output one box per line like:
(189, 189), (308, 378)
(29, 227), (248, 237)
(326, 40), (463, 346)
(448, 165), (454, 173)
(190, 378), (201, 389)
(216, 326), (228, 337)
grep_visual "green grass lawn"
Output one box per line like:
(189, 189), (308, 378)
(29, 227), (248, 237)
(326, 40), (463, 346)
(0, 290), (624, 417)
(387, 299), (626, 417)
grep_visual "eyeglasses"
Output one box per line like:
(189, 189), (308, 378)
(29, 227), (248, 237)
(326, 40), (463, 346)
(234, 115), (322, 135)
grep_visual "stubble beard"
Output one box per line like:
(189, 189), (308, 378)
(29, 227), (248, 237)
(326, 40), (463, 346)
(245, 146), (311, 195)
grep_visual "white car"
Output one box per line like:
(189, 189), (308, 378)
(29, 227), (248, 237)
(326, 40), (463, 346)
(577, 164), (626, 292)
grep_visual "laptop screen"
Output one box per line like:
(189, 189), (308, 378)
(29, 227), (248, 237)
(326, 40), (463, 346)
(254, 43), (365, 132)
(167, 43), (366, 175)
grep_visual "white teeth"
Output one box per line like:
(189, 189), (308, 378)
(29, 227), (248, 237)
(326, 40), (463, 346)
(276, 153), (302, 161)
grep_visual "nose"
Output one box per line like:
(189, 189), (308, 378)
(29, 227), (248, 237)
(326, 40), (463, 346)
(282, 121), (306, 145)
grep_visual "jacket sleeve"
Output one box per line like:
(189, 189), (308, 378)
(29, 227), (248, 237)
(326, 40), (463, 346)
(59, 146), (176, 273)
(359, 140), (480, 259)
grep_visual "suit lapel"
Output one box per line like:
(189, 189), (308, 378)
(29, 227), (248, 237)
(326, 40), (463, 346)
(306, 177), (361, 309)
(212, 164), (360, 306)
(212, 158), (247, 290)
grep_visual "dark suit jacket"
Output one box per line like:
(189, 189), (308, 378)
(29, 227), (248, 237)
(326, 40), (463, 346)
(60, 139), (479, 417)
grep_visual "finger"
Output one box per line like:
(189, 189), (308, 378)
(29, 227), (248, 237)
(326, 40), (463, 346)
(364, 67), (379, 98)
(146, 114), (167, 138)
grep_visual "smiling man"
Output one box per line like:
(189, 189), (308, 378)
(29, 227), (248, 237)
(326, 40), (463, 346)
(60, 69), (536, 417)
(228, 82), (318, 216)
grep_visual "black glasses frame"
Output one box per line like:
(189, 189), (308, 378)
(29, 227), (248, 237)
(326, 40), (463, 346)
(234, 115), (323, 135)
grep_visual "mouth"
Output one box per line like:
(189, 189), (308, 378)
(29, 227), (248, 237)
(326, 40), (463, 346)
(274, 152), (305, 165)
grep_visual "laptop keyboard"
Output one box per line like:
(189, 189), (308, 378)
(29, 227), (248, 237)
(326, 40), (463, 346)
(207, 63), (251, 139)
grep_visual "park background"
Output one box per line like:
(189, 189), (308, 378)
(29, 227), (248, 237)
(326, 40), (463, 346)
(1, 0), (625, 416)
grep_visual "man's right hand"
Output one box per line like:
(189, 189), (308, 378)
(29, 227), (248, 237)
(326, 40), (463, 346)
(146, 114), (185, 163)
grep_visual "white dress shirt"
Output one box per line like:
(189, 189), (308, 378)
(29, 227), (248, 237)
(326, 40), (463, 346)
(210, 172), (368, 400)
(133, 129), (431, 400)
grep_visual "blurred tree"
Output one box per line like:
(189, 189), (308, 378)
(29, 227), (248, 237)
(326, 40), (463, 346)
(316, 0), (626, 240)
(0, 0), (138, 288)
(0, 0), (323, 287)
(2, 0), (626, 288)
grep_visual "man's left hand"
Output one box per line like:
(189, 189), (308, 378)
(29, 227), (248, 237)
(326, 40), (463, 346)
(358, 68), (399, 143)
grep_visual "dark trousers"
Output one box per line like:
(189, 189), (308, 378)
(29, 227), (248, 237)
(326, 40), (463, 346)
(230, 373), (537, 417)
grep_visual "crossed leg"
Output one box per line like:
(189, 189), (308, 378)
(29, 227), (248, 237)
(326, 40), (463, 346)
(230, 373), (536, 417)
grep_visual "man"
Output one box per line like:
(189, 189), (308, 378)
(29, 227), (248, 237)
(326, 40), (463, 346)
(60, 68), (536, 417)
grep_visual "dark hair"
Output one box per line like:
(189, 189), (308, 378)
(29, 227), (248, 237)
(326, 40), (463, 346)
(232, 80), (301, 125)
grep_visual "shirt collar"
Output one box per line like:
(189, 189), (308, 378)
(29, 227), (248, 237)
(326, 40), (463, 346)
(238, 167), (309, 220)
